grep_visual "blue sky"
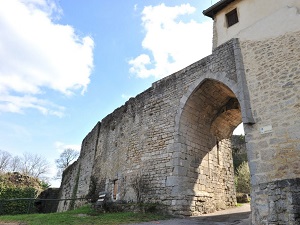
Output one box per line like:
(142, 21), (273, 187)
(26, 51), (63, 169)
(0, 0), (242, 186)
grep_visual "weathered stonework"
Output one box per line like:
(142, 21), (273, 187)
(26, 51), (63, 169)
(58, 39), (250, 215)
(58, 123), (99, 211)
(251, 178), (300, 225)
(58, 1), (300, 224)
(240, 30), (300, 224)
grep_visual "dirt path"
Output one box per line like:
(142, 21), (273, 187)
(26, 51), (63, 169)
(129, 203), (251, 225)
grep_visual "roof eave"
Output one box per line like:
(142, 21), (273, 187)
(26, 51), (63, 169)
(203, 0), (237, 19)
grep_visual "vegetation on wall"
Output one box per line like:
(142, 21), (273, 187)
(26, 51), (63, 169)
(69, 164), (81, 210)
(0, 172), (47, 192)
(86, 175), (98, 203)
(130, 173), (150, 203)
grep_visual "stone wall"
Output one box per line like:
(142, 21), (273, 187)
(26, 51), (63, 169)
(58, 31), (300, 222)
(252, 178), (300, 224)
(189, 139), (236, 215)
(57, 4), (300, 224)
(92, 39), (246, 216)
(57, 123), (100, 212)
(240, 30), (300, 224)
(35, 188), (60, 213)
(59, 39), (252, 215)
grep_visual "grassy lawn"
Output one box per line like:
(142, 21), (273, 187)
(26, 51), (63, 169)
(0, 205), (170, 225)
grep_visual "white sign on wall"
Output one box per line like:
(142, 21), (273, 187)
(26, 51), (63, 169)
(260, 125), (273, 134)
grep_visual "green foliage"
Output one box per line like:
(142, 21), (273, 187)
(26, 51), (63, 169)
(235, 161), (250, 194)
(231, 135), (251, 195)
(0, 204), (171, 225)
(0, 186), (37, 215)
(0, 172), (47, 215)
(40, 180), (51, 190)
(0, 172), (45, 191)
(231, 135), (247, 171)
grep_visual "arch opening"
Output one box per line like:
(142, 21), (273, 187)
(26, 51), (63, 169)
(176, 79), (245, 215)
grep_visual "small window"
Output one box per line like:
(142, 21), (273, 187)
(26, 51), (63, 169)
(226, 8), (239, 27)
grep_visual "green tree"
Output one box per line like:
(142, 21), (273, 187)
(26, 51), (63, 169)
(231, 135), (247, 171)
(235, 161), (250, 193)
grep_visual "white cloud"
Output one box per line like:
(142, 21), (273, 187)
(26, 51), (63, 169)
(0, 0), (94, 115)
(0, 94), (65, 117)
(54, 141), (81, 153)
(129, 3), (212, 79)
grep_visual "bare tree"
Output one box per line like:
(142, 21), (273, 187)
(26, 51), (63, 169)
(0, 150), (50, 181)
(54, 148), (79, 179)
(9, 156), (21, 172)
(0, 150), (12, 172)
(20, 152), (50, 179)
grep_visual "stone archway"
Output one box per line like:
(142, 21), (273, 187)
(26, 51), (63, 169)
(170, 78), (244, 215)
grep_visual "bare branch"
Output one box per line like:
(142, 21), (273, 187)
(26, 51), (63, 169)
(9, 156), (21, 172)
(19, 152), (50, 179)
(54, 148), (79, 179)
(0, 150), (12, 172)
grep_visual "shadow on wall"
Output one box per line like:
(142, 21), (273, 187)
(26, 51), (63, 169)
(174, 79), (243, 215)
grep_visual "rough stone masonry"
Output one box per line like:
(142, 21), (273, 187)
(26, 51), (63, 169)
(58, 38), (247, 214)
(241, 31), (300, 225)
(57, 14), (300, 225)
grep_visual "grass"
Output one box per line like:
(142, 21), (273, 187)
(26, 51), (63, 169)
(0, 204), (171, 225)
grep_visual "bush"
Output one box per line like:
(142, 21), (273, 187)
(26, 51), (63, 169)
(236, 193), (250, 203)
(0, 172), (51, 215)
(231, 135), (247, 171)
(235, 161), (250, 194)
(0, 186), (37, 215)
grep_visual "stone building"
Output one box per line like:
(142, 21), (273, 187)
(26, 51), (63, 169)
(58, 0), (300, 224)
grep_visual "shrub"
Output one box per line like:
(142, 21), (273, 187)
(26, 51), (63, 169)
(0, 172), (44, 215)
(235, 161), (250, 194)
(0, 186), (37, 215)
(231, 135), (247, 171)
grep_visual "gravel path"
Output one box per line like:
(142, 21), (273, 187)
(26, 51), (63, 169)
(128, 203), (251, 225)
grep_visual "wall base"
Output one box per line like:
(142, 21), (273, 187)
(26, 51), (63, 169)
(251, 178), (300, 225)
